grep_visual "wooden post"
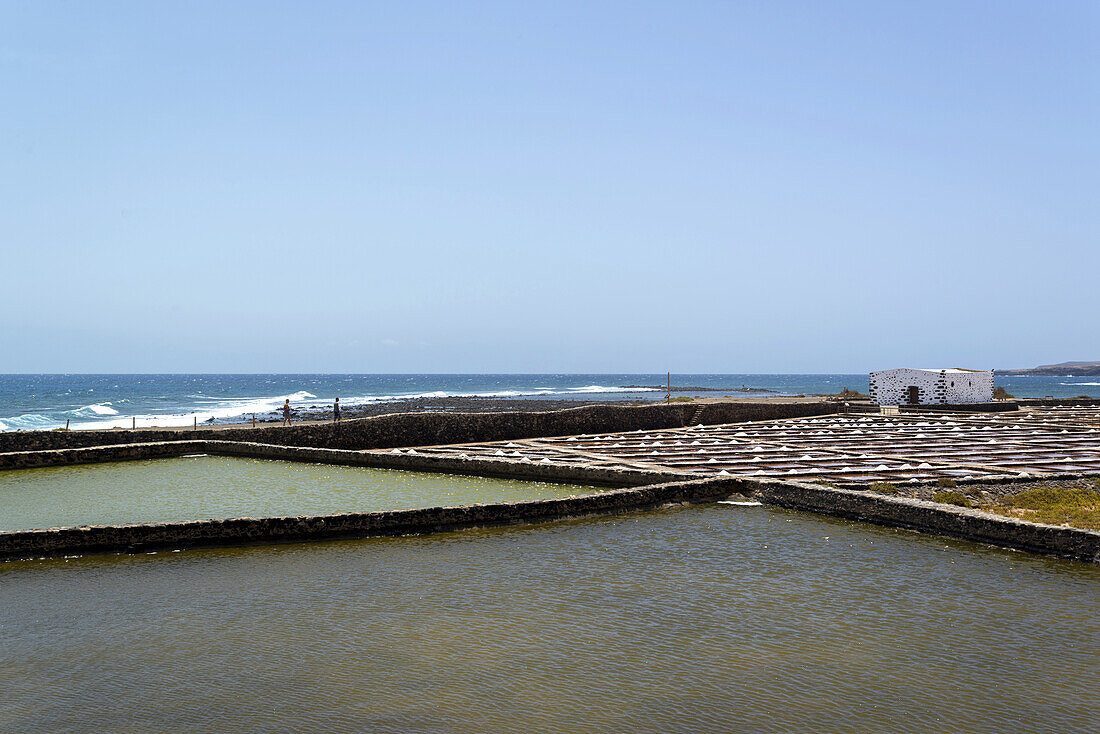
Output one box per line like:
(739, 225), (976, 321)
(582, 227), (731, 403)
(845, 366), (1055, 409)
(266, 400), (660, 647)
(132, 417), (136, 430)
(252, 413), (256, 428)
(65, 419), (70, 431)
(666, 372), (670, 404)
(194, 416), (197, 430)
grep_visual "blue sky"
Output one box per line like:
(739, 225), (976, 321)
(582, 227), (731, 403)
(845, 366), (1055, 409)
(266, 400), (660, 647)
(2, 1), (1097, 373)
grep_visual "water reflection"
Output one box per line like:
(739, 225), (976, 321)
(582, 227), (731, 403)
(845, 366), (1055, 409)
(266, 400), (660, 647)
(0, 456), (599, 530)
(2, 504), (1098, 733)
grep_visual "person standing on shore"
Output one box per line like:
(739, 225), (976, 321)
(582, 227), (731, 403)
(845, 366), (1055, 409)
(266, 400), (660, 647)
(333, 397), (341, 422)
(282, 398), (292, 426)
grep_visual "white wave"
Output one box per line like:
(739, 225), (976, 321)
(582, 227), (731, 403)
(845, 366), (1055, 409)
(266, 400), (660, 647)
(70, 402), (119, 416)
(330, 385), (661, 407)
(567, 385), (661, 393)
(65, 389), (327, 431)
(1060, 382), (1100, 386)
(471, 390), (543, 398)
(7, 383), (664, 432)
(1, 413), (57, 430)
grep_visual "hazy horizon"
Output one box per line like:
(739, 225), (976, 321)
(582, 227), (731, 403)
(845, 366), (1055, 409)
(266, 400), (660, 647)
(0, 362), (1093, 376)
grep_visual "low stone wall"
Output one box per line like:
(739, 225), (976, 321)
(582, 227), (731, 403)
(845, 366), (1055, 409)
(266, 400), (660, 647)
(833, 471), (1098, 492)
(0, 401), (835, 454)
(0, 440), (208, 471)
(899, 402), (1018, 413)
(0, 438), (693, 486)
(0, 475), (739, 562)
(207, 441), (691, 487)
(748, 479), (1100, 563)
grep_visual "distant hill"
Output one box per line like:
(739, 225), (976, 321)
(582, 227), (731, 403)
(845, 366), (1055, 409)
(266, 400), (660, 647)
(998, 361), (1100, 376)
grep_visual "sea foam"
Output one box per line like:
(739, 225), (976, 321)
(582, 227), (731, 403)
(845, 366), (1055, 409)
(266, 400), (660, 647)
(567, 385), (661, 393)
(1, 413), (56, 430)
(2, 382), (667, 432)
(71, 403), (119, 416)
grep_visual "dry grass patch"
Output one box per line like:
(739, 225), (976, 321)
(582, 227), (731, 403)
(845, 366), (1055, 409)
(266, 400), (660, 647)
(933, 490), (972, 508)
(987, 482), (1100, 530)
(868, 482), (900, 495)
(834, 388), (868, 400)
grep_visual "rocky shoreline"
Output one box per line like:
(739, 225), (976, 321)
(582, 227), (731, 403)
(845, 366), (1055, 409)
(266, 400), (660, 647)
(998, 361), (1100, 376)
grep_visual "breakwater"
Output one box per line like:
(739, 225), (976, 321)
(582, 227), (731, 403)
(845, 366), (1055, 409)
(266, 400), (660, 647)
(0, 400), (836, 454)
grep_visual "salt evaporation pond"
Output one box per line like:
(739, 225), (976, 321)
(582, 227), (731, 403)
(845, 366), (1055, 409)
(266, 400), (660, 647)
(2, 503), (1098, 733)
(0, 456), (601, 531)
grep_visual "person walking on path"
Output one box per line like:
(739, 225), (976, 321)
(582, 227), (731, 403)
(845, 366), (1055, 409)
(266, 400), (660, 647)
(282, 398), (293, 426)
(333, 397), (341, 422)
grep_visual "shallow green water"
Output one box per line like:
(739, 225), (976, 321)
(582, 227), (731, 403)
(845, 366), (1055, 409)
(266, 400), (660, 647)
(2, 504), (1098, 733)
(0, 456), (600, 530)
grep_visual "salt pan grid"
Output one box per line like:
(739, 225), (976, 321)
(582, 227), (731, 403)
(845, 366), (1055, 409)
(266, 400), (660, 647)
(386, 411), (1100, 484)
(1015, 406), (1100, 429)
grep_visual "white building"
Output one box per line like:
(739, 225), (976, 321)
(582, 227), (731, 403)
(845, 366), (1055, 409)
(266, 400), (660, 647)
(868, 368), (994, 405)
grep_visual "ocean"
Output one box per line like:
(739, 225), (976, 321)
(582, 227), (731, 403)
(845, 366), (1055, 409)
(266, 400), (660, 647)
(0, 373), (1096, 432)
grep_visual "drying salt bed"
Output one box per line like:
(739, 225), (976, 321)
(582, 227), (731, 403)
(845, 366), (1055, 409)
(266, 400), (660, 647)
(3, 505), (1099, 733)
(413, 414), (1100, 482)
(0, 456), (600, 531)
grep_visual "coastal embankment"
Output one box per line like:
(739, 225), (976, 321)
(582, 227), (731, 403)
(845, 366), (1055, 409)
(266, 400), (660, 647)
(0, 399), (838, 455)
